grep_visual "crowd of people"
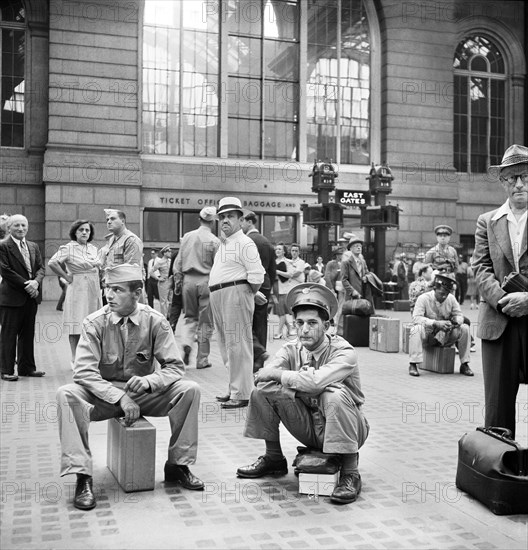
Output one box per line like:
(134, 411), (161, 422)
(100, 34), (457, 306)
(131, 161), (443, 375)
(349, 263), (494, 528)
(0, 144), (526, 514)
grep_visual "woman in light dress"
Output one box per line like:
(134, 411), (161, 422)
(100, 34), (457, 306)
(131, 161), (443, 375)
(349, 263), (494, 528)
(153, 245), (172, 318)
(48, 220), (102, 361)
(273, 243), (295, 339)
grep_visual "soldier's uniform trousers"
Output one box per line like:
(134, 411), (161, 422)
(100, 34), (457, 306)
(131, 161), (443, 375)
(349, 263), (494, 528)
(244, 382), (369, 454)
(56, 379), (200, 476)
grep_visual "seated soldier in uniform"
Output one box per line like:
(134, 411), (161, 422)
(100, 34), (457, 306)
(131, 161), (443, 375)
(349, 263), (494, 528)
(56, 264), (204, 511)
(236, 283), (369, 505)
(408, 272), (474, 377)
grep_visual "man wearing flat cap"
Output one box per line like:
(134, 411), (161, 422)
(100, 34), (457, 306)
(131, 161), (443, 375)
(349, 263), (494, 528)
(472, 144), (528, 438)
(173, 207), (220, 369)
(408, 273), (473, 377)
(209, 197), (265, 408)
(237, 283), (369, 505)
(56, 264), (203, 511)
(424, 225), (459, 273)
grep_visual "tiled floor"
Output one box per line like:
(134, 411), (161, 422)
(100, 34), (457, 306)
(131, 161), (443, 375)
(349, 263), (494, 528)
(1, 302), (526, 549)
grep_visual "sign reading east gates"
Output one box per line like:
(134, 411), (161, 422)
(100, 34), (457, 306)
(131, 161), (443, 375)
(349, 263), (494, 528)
(335, 190), (371, 208)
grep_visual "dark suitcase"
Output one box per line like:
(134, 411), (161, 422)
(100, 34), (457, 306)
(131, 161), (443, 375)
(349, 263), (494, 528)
(343, 314), (370, 347)
(393, 299), (410, 311)
(456, 427), (528, 515)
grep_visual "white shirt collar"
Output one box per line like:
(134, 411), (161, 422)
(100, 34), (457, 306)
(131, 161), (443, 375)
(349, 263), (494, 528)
(492, 200), (514, 221)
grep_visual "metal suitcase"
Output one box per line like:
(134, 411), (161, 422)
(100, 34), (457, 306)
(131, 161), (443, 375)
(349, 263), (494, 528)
(456, 427), (528, 515)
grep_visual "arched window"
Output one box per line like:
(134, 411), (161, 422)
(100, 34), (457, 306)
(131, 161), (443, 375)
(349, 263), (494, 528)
(453, 35), (506, 173)
(0, 0), (25, 147)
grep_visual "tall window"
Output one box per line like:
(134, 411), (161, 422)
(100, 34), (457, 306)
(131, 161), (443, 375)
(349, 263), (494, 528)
(453, 35), (506, 173)
(227, 0), (299, 160)
(143, 0), (219, 156)
(306, 0), (370, 165)
(142, 0), (371, 163)
(0, 0), (25, 148)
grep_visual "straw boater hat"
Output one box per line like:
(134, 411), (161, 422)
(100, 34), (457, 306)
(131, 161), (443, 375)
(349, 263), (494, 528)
(489, 144), (528, 175)
(216, 197), (243, 216)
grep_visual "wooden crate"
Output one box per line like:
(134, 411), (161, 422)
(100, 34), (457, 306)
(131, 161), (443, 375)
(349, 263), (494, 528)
(369, 316), (400, 352)
(420, 346), (456, 374)
(107, 417), (156, 492)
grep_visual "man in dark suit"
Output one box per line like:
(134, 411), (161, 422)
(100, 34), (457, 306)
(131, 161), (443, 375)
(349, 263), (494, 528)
(472, 144), (528, 438)
(0, 214), (46, 381)
(241, 211), (276, 371)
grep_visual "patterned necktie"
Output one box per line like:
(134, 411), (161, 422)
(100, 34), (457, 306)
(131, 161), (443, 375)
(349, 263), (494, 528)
(20, 240), (32, 276)
(120, 317), (129, 346)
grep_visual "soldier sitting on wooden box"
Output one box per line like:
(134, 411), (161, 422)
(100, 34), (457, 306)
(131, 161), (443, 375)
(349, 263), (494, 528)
(236, 283), (369, 505)
(56, 264), (204, 512)
(408, 273), (473, 377)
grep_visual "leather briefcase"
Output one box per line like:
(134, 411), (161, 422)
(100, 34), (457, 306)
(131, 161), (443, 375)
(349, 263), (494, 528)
(501, 271), (528, 293)
(456, 427), (528, 515)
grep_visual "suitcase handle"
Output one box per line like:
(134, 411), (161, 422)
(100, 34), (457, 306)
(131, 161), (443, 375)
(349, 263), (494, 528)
(477, 426), (527, 476)
(477, 426), (513, 441)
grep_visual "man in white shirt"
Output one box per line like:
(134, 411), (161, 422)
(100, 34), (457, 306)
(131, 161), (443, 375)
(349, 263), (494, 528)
(209, 197), (265, 409)
(173, 207), (220, 369)
(408, 273), (473, 377)
(472, 144), (528, 438)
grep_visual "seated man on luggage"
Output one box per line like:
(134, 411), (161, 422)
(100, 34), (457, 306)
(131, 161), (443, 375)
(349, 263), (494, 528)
(408, 273), (473, 377)
(236, 283), (369, 505)
(56, 264), (204, 511)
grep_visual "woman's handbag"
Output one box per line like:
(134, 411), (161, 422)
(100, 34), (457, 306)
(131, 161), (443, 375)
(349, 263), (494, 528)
(456, 427), (528, 515)
(341, 298), (374, 317)
(276, 261), (289, 283)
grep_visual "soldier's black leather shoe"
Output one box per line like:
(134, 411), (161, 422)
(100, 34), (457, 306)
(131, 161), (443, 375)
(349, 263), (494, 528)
(164, 463), (204, 490)
(182, 345), (191, 366)
(74, 474), (96, 510)
(237, 455), (288, 478)
(330, 473), (362, 504)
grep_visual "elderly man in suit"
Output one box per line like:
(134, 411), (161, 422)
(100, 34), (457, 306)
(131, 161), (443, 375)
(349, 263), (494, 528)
(472, 144), (528, 438)
(0, 214), (46, 381)
(341, 234), (374, 312)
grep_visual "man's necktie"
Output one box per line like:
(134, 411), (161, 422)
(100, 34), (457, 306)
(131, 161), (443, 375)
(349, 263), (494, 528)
(20, 240), (32, 276)
(120, 317), (129, 346)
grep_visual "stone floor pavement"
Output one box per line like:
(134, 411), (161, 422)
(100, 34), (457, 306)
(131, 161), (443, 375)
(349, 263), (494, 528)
(0, 302), (527, 550)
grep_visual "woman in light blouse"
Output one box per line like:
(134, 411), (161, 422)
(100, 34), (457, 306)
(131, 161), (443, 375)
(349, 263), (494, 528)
(48, 219), (102, 361)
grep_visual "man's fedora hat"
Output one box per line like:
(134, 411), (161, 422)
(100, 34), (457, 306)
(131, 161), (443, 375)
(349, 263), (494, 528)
(160, 245), (172, 254)
(286, 282), (338, 319)
(489, 144), (528, 175)
(217, 197), (243, 216)
(346, 233), (364, 249)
